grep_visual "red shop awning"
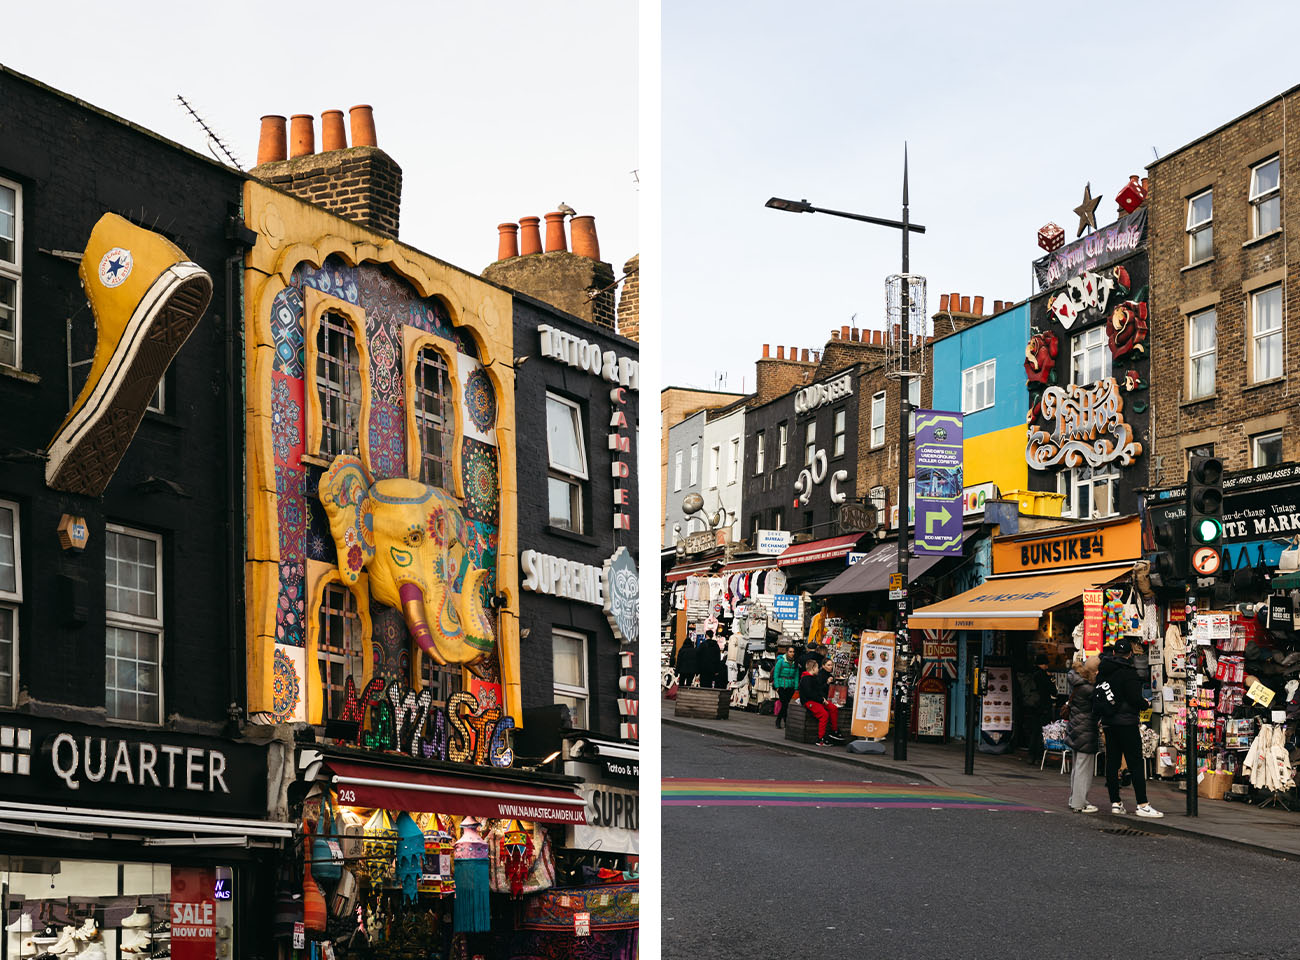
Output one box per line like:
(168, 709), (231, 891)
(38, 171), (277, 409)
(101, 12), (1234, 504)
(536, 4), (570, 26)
(777, 533), (866, 567)
(326, 760), (587, 825)
(664, 558), (721, 583)
(719, 556), (781, 575)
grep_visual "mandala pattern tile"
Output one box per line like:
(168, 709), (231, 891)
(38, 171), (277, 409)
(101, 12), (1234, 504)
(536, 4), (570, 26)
(369, 324), (401, 406)
(271, 286), (305, 377)
(272, 644), (306, 722)
(271, 373), (304, 467)
(461, 361), (497, 443)
(461, 437), (499, 525)
(368, 399), (406, 480)
(276, 561), (306, 646)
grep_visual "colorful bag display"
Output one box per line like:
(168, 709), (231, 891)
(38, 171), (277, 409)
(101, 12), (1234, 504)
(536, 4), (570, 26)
(363, 808), (398, 883)
(452, 817), (491, 933)
(418, 813), (455, 896)
(302, 832), (329, 938)
(394, 812), (425, 903)
(487, 820), (555, 896)
(311, 798), (343, 885)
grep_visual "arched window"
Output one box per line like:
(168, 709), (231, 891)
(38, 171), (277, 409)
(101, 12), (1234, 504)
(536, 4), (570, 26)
(316, 311), (361, 458)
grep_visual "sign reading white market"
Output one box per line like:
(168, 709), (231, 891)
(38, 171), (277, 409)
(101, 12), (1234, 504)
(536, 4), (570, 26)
(521, 548), (639, 643)
(794, 372), (852, 413)
(537, 324), (639, 390)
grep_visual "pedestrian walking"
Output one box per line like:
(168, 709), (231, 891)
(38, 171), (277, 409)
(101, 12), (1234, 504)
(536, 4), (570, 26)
(1065, 653), (1101, 813)
(675, 635), (698, 688)
(1023, 653), (1058, 765)
(772, 647), (799, 728)
(798, 656), (845, 746)
(1097, 637), (1163, 818)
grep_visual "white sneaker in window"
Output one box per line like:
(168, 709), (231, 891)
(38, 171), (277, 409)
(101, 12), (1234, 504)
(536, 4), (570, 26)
(1135, 803), (1164, 818)
(7, 915), (33, 934)
(1111, 801), (1127, 815)
(48, 929), (76, 956)
(120, 932), (152, 954)
(120, 913), (151, 930)
(74, 920), (97, 942)
(79, 944), (106, 960)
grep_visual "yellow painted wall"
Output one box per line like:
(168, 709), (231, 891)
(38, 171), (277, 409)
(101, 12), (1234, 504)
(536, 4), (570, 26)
(242, 180), (522, 724)
(964, 424), (1028, 491)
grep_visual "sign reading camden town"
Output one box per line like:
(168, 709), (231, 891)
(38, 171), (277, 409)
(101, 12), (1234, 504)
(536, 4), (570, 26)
(1026, 378), (1142, 470)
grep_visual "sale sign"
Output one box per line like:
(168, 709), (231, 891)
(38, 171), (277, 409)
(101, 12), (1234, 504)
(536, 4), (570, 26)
(1082, 589), (1103, 657)
(170, 867), (216, 960)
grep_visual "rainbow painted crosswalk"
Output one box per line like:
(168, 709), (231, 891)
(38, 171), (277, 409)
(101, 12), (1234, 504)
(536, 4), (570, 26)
(663, 778), (1044, 811)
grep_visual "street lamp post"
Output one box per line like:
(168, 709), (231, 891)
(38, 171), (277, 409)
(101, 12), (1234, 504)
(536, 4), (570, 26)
(766, 148), (925, 760)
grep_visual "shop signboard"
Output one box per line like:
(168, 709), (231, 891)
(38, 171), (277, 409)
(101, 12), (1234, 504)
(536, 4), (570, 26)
(916, 675), (946, 739)
(963, 482), (998, 516)
(0, 715), (266, 817)
(913, 410), (965, 556)
(1033, 207), (1147, 291)
(1082, 589), (1104, 657)
(571, 784), (638, 854)
(771, 594), (800, 620)
(992, 518), (1141, 575)
(850, 631), (895, 739)
(980, 665), (1013, 733)
(1147, 478), (1300, 572)
(756, 529), (794, 556)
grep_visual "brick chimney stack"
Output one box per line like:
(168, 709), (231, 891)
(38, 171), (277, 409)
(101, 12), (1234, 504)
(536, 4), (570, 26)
(616, 254), (639, 342)
(252, 104), (403, 237)
(753, 342), (817, 404)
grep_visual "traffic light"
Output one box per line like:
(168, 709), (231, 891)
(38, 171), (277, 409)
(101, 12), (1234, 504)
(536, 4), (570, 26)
(1186, 455), (1225, 580)
(1148, 520), (1185, 588)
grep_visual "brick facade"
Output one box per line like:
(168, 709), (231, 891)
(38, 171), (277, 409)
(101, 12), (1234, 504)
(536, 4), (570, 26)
(617, 254), (639, 341)
(1147, 87), (1300, 481)
(252, 145), (403, 237)
(484, 251), (618, 330)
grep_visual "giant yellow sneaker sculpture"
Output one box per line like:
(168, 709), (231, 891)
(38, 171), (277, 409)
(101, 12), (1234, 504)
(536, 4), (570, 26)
(46, 213), (212, 496)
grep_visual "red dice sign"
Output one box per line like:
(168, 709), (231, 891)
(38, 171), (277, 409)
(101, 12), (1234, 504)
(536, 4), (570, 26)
(1116, 175), (1147, 213)
(1037, 221), (1065, 253)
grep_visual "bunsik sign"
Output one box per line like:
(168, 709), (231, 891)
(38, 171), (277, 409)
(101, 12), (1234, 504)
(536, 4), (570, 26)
(0, 716), (266, 817)
(1026, 378), (1142, 470)
(992, 518), (1141, 575)
(913, 410), (964, 555)
(1033, 208), (1146, 290)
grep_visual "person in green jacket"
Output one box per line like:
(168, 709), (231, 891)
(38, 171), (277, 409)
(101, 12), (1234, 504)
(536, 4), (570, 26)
(772, 646), (800, 728)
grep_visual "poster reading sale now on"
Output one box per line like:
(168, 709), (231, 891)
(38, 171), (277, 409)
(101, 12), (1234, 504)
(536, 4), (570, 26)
(170, 867), (216, 960)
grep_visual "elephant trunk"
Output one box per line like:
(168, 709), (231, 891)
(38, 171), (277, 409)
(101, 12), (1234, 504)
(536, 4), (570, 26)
(455, 567), (496, 655)
(398, 582), (448, 664)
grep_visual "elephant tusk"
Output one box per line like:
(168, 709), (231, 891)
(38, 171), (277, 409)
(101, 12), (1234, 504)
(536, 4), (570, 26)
(398, 582), (448, 665)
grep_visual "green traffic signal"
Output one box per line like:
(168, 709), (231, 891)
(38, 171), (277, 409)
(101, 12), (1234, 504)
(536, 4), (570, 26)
(1192, 516), (1223, 544)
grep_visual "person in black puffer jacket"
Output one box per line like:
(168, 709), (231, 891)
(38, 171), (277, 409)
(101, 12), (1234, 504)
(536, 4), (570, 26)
(1097, 638), (1162, 818)
(1065, 654), (1101, 813)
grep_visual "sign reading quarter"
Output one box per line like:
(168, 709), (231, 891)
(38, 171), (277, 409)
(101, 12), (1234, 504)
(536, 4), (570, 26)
(1191, 546), (1221, 576)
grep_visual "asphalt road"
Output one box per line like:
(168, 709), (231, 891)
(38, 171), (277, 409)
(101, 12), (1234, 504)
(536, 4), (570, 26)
(662, 725), (1300, 960)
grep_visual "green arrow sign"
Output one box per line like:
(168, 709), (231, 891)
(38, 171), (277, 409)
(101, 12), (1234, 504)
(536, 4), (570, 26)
(925, 505), (951, 533)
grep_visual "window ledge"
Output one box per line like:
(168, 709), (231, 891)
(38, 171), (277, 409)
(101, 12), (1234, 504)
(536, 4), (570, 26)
(1244, 376), (1286, 393)
(1244, 230), (1283, 248)
(544, 525), (600, 547)
(1181, 393), (1216, 408)
(0, 365), (39, 384)
(1182, 257), (1215, 273)
(300, 453), (333, 469)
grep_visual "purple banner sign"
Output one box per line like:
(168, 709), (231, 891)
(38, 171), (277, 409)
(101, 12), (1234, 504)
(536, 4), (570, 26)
(1033, 207), (1146, 291)
(914, 410), (964, 556)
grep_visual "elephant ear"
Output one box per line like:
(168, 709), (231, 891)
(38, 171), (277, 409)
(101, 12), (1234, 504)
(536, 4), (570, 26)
(318, 455), (376, 583)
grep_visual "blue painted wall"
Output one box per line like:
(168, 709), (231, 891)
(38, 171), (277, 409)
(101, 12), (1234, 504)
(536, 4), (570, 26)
(931, 303), (1031, 437)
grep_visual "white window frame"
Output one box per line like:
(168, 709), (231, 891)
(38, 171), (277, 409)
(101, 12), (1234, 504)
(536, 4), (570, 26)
(727, 436), (740, 485)
(1186, 187), (1213, 264)
(1250, 284), (1284, 383)
(689, 442), (700, 486)
(777, 423), (788, 467)
(1252, 430), (1284, 468)
(1070, 326), (1112, 385)
(0, 177), (22, 370)
(833, 408), (847, 457)
(105, 524), (164, 725)
(0, 499), (20, 709)
(962, 359), (995, 414)
(1057, 464), (1119, 520)
(1187, 308), (1217, 400)
(754, 430), (765, 474)
(546, 393), (588, 533)
(804, 421), (816, 466)
(870, 392), (886, 448)
(147, 380), (165, 415)
(1250, 156), (1281, 239)
(552, 628), (589, 729)
(908, 377), (921, 437)
(709, 444), (721, 489)
(673, 449), (683, 491)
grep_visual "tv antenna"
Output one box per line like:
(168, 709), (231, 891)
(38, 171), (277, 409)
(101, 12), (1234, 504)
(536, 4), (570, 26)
(176, 94), (242, 170)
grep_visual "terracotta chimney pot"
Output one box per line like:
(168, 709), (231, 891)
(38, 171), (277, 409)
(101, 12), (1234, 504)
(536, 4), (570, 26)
(939, 294), (949, 312)
(321, 110), (347, 151)
(543, 212), (568, 253)
(801, 348), (810, 362)
(349, 105), (377, 147)
(993, 300), (1003, 313)
(851, 328), (860, 342)
(570, 215), (600, 259)
(777, 346), (786, 359)
(519, 216), (543, 256)
(289, 114), (315, 158)
(840, 324), (851, 341)
(256, 115), (287, 165)
(973, 295), (984, 315)
(762, 344), (770, 358)
(788, 345), (796, 360)
(950, 292), (961, 312)
(497, 223), (520, 261)
(960, 296), (971, 313)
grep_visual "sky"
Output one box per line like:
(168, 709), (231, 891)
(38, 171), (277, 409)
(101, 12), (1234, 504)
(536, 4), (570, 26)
(0, 1), (639, 280)
(663, 0), (1300, 392)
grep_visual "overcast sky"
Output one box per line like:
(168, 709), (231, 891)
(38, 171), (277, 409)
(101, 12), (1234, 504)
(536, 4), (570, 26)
(663, 0), (1300, 391)
(1, 1), (638, 280)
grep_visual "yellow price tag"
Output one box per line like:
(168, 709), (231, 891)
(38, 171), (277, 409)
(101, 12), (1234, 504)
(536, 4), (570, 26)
(1247, 681), (1275, 708)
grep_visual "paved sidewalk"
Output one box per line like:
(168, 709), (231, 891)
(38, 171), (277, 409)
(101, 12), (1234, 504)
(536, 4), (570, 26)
(663, 697), (1300, 858)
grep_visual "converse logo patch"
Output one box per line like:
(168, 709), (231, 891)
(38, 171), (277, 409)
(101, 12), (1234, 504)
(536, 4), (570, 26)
(0, 725), (32, 775)
(98, 247), (133, 288)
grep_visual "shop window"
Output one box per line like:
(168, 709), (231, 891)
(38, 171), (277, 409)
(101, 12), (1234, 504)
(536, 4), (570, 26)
(771, 507), (784, 530)
(833, 409), (846, 457)
(1070, 326), (1111, 385)
(414, 345), (454, 489)
(0, 500), (19, 708)
(673, 449), (683, 490)
(870, 392), (886, 448)
(422, 655), (463, 706)
(1187, 187), (1213, 264)
(1253, 430), (1283, 467)
(962, 359), (995, 413)
(316, 311), (361, 458)
(1186, 444), (1215, 470)
(754, 430), (765, 474)
(1250, 284), (1283, 382)
(749, 513), (762, 539)
(1250, 156), (1281, 237)
(804, 422), (816, 465)
(318, 583), (364, 720)
(0, 178), (21, 369)
(1058, 464), (1118, 520)
(105, 526), (162, 724)
(688, 442), (699, 486)
(908, 378), (921, 437)
(708, 444), (721, 488)
(552, 629), (588, 728)
(1187, 308), (1217, 399)
(777, 422), (788, 467)
(546, 393), (588, 533)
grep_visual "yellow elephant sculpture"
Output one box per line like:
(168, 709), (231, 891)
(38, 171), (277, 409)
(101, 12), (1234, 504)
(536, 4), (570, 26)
(318, 455), (495, 669)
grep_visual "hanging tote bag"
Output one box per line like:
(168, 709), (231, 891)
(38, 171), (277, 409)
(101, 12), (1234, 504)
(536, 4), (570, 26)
(363, 808), (398, 884)
(311, 798), (343, 885)
(301, 831), (329, 938)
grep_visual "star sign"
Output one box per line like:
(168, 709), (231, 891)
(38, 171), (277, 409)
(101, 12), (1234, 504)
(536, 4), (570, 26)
(106, 257), (124, 278)
(1074, 183), (1101, 238)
